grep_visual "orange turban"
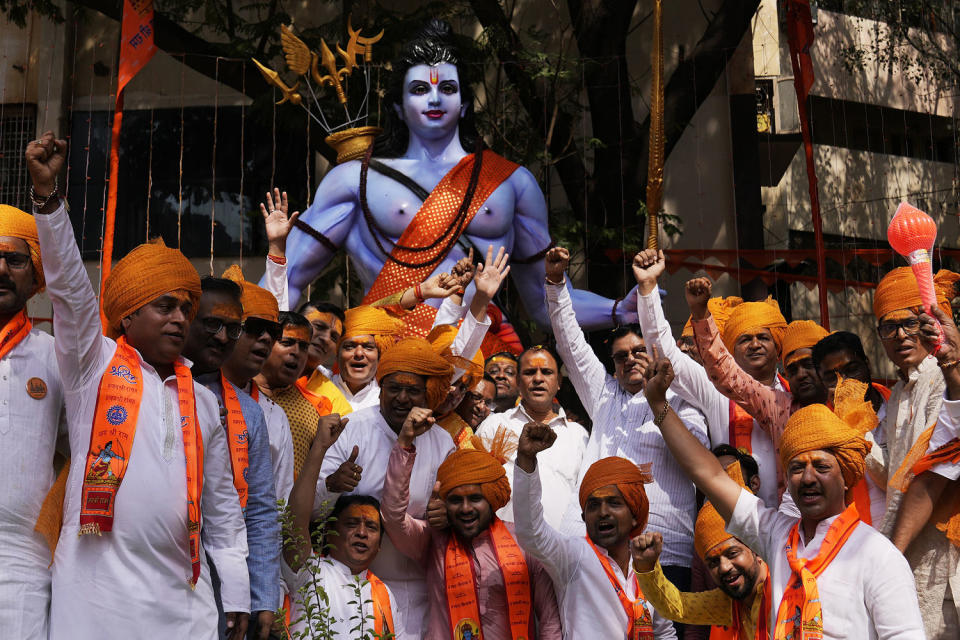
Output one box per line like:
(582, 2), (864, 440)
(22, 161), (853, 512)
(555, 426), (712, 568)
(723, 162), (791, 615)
(341, 305), (405, 355)
(102, 238), (200, 339)
(694, 462), (748, 560)
(222, 265), (279, 322)
(426, 324), (484, 386)
(0, 205), (44, 294)
(872, 267), (960, 320)
(681, 296), (741, 338)
(376, 337), (454, 410)
(779, 377), (876, 493)
(436, 448), (510, 511)
(578, 457), (654, 538)
(781, 320), (830, 366)
(721, 297), (787, 353)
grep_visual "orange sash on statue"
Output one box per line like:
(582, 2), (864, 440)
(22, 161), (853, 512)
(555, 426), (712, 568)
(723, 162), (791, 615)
(774, 504), (860, 640)
(445, 518), (532, 640)
(709, 565), (771, 640)
(221, 374), (249, 510)
(368, 570), (395, 637)
(362, 150), (519, 336)
(79, 336), (205, 587)
(0, 310), (30, 360)
(586, 537), (654, 640)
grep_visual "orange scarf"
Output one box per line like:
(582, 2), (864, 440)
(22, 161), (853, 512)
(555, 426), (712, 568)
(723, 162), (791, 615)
(368, 570), (395, 636)
(774, 504), (860, 640)
(911, 438), (960, 547)
(709, 564), (771, 640)
(586, 537), (654, 640)
(220, 374), (249, 510)
(445, 518), (532, 640)
(294, 378), (333, 416)
(80, 337), (205, 587)
(728, 374), (789, 453)
(0, 310), (31, 360)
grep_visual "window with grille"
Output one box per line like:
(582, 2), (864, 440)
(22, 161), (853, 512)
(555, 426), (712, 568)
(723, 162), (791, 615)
(0, 104), (37, 210)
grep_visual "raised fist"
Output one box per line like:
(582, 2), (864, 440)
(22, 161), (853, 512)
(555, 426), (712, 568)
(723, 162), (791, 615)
(544, 247), (570, 285)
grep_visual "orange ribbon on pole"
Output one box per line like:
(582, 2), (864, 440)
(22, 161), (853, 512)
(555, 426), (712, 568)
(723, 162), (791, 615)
(99, 0), (157, 328)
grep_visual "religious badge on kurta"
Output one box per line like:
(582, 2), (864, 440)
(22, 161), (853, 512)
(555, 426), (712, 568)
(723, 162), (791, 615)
(454, 619), (481, 640)
(26, 376), (47, 399)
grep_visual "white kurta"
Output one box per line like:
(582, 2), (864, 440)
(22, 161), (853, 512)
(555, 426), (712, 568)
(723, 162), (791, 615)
(332, 374), (381, 411)
(283, 555), (405, 639)
(37, 203), (249, 639)
(728, 488), (924, 639)
(0, 328), (65, 639)
(311, 405), (454, 638)
(255, 390), (295, 505)
(513, 464), (677, 639)
(476, 404), (588, 528)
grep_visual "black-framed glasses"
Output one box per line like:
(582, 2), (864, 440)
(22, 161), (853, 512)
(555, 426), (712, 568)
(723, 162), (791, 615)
(243, 317), (282, 341)
(877, 318), (921, 340)
(0, 251), (31, 270)
(612, 347), (647, 364)
(201, 317), (242, 340)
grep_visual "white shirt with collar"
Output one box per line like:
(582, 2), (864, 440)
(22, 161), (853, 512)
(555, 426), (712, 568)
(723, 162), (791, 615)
(475, 404), (588, 528)
(332, 374), (381, 411)
(37, 202), (249, 639)
(513, 464), (677, 639)
(311, 405), (454, 638)
(0, 327), (66, 639)
(546, 282), (709, 567)
(728, 488), (924, 639)
(283, 555), (405, 639)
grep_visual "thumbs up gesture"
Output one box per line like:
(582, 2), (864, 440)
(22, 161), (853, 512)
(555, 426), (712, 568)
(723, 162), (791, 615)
(325, 445), (363, 493)
(426, 480), (449, 530)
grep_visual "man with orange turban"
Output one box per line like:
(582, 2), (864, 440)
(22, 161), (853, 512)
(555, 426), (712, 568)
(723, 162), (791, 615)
(28, 132), (249, 639)
(513, 422), (677, 638)
(645, 349), (924, 639)
(634, 250), (788, 524)
(220, 264), (296, 506)
(868, 266), (960, 637)
(311, 337), (456, 637)
(380, 432), (561, 638)
(633, 461), (771, 640)
(0, 201), (65, 639)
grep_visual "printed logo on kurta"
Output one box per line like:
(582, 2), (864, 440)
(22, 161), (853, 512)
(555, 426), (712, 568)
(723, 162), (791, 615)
(237, 429), (249, 444)
(26, 377), (47, 399)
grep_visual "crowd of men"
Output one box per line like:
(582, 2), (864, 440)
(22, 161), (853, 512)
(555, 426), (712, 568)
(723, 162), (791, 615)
(1, 129), (957, 640)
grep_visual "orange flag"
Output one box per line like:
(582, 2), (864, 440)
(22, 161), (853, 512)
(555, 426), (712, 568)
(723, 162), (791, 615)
(99, 0), (157, 327)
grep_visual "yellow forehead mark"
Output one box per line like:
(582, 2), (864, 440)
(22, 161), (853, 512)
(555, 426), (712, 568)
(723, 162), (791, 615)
(526, 354), (550, 368)
(589, 486), (620, 500)
(343, 504), (380, 522)
(167, 289), (192, 303)
(283, 326), (312, 342)
(210, 303), (242, 322)
(390, 373), (421, 387)
(0, 241), (24, 252)
(488, 356), (516, 366)
(306, 311), (343, 335)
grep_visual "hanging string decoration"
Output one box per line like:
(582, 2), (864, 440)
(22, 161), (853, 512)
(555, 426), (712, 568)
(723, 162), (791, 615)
(252, 17), (383, 163)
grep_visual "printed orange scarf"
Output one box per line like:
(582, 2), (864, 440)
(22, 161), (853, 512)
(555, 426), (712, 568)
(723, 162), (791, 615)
(369, 570), (395, 637)
(774, 504), (860, 640)
(586, 537), (654, 640)
(445, 518), (532, 640)
(220, 374), (249, 510)
(80, 336), (205, 587)
(0, 310), (31, 360)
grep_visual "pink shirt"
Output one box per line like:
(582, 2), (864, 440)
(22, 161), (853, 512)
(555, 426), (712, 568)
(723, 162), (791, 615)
(380, 443), (563, 640)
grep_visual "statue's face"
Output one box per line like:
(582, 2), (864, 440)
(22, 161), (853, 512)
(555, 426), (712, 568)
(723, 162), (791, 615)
(396, 62), (463, 141)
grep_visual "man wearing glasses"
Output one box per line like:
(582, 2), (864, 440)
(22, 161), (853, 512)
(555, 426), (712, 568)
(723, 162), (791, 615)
(542, 247), (708, 609)
(0, 205), (65, 640)
(183, 275), (283, 640)
(867, 266), (960, 638)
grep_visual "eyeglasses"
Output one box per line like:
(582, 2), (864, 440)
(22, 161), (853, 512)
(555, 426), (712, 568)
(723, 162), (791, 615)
(0, 251), (31, 270)
(243, 317), (282, 341)
(612, 347), (647, 364)
(877, 318), (921, 340)
(201, 317), (242, 340)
